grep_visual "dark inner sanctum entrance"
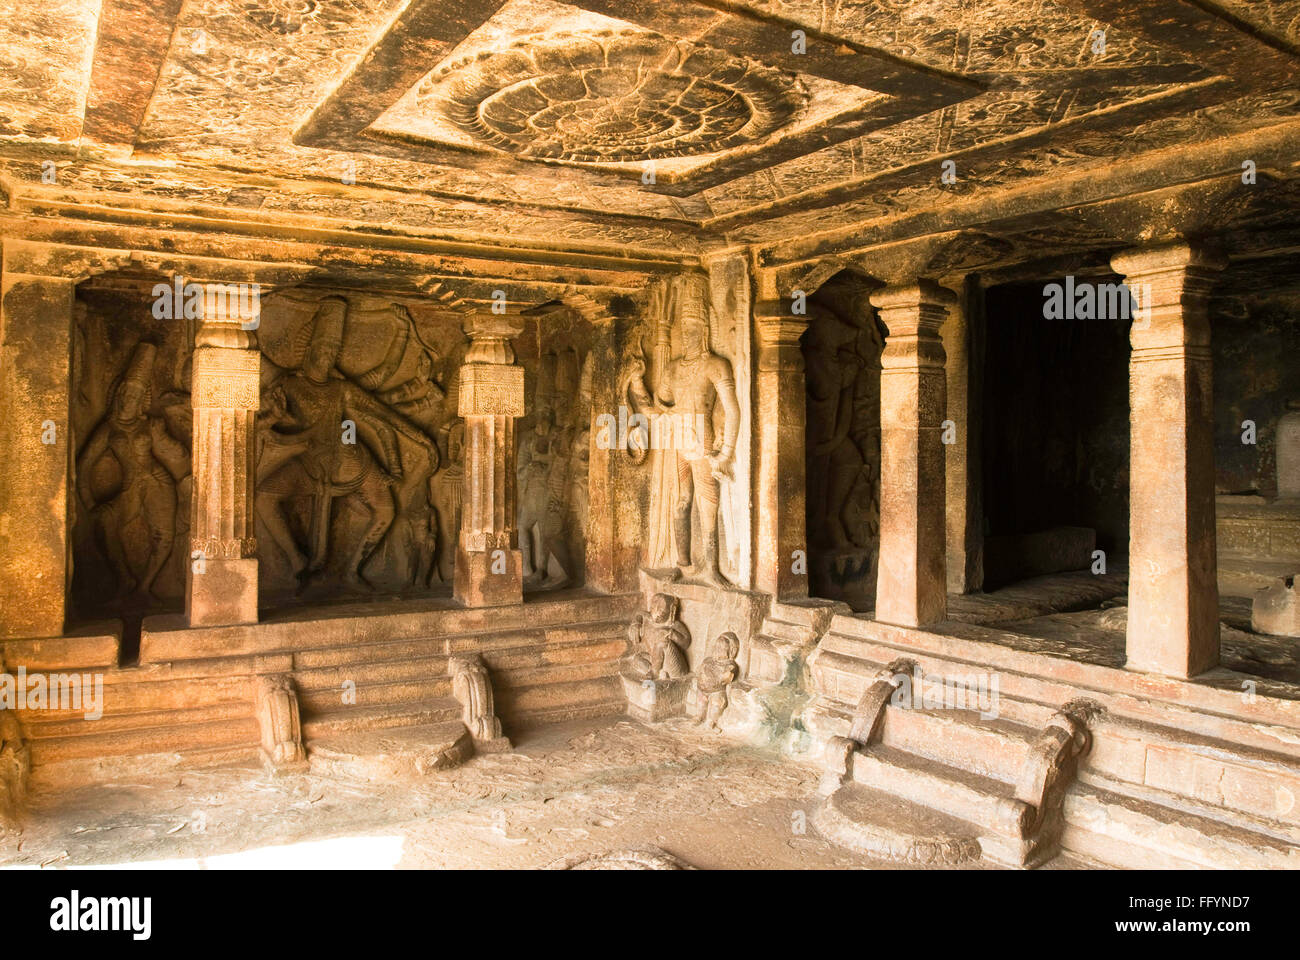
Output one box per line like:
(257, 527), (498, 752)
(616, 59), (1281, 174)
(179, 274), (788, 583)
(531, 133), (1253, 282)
(980, 276), (1131, 590)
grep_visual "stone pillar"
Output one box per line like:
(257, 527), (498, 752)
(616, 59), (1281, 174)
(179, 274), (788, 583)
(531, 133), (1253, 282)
(941, 276), (984, 594)
(454, 315), (525, 608)
(187, 286), (260, 627)
(871, 281), (954, 628)
(755, 307), (809, 599)
(1112, 242), (1225, 678)
(0, 256), (74, 640)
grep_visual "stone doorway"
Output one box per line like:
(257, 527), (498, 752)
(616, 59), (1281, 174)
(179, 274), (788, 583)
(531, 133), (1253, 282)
(980, 276), (1131, 592)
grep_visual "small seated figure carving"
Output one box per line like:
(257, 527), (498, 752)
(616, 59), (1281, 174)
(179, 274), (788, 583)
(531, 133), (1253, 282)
(625, 594), (691, 680)
(692, 632), (739, 730)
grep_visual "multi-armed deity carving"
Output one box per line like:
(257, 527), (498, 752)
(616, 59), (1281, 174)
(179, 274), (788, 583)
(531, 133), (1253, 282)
(258, 298), (439, 590)
(619, 274), (740, 588)
(75, 341), (191, 603)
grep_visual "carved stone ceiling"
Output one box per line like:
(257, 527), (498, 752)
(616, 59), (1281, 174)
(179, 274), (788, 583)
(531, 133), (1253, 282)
(0, 0), (1298, 260)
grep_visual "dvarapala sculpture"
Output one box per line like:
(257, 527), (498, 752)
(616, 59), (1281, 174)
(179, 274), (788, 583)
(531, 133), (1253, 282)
(621, 275), (740, 587)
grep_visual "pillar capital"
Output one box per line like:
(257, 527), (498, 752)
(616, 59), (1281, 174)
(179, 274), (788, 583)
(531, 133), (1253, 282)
(463, 313), (525, 364)
(755, 306), (809, 375)
(1110, 240), (1227, 280)
(870, 280), (956, 323)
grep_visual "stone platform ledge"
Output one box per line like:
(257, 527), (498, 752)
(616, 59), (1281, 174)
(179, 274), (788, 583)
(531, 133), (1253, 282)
(140, 590), (639, 663)
(1, 622), (121, 671)
(818, 615), (1300, 748)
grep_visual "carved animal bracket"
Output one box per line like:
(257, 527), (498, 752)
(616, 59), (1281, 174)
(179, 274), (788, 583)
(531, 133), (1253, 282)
(1014, 700), (1101, 841)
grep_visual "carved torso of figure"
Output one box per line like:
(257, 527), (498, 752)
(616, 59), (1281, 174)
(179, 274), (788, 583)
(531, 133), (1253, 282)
(697, 652), (739, 694)
(277, 374), (372, 491)
(662, 352), (733, 459)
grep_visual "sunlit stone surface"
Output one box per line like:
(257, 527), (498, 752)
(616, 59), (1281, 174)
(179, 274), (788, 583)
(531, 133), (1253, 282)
(2, 0), (1300, 871)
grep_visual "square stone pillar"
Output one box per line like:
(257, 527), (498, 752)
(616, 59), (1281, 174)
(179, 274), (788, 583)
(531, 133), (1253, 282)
(941, 277), (984, 594)
(187, 288), (261, 627)
(454, 315), (525, 608)
(755, 308), (809, 599)
(871, 281), (955, 627)
(0, 264), (74, 639)
(1112, 242), (1226, 678)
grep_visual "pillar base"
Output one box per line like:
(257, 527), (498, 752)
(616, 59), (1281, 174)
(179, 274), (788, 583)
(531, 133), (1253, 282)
(454, 546), (523, 607)
(186, 558), (258, 627)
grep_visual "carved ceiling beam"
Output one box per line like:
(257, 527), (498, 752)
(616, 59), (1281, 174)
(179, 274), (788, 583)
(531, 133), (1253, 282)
(80, 0), (186, 154)
(755, 119), (1300, 273)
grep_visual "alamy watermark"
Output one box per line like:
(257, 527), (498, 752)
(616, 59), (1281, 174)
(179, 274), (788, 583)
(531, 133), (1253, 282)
(889, 664), (1000, 720)
(1, 668), (104, 720)
(1042, 276), (1150, 325)
(151, 275), (260, 329)
(594, 405), (713, 455)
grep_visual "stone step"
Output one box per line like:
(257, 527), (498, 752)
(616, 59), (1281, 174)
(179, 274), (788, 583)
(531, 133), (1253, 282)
(1062, 782), (1300, 869)
(301, 698), (464, 740)
(140, 592), (639, 661)
(306, 721), (474, 781)
(298, 677), (450, 713)
(27, 715), (261, 764)
(30, 744), (263, 790)
(1082, 717), (1300, 830)
(758, 619), (814, 645)
(877, 704), (1039, 785)
(496, 673), (624, 718)
(1, 628), (120, 670)
(819, 617), (1300, 757)
(812, 781), (986, 866)
(14, 672), (256, 719)
(769, 599), (848, 632)
(21, 701), (252, 740)
(288, 635), (627, 692)
(1077, 768), (1300, 848)
(287, 619), (627, 670)
(853, 745), (1028, 842)
(508, 696), (627, 726)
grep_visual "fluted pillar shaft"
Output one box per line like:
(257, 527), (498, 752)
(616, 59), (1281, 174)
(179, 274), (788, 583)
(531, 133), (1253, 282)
(187, 285), (260, 626)
(454, 315), (525, 607)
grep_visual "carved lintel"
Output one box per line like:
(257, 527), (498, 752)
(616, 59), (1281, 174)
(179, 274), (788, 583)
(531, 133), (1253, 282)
(255, 674), (307, 771)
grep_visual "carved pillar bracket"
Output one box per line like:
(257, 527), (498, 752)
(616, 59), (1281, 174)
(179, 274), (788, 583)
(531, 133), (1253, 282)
(1112, 241), (1226, 678)
(455, 314), (526, 608)
(254, 673), (307, 772)
(755, 307), (810, 600)
(870, 280), (954, 628)
(187, 283), (262, 627)
(450, 653), (509, 748)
